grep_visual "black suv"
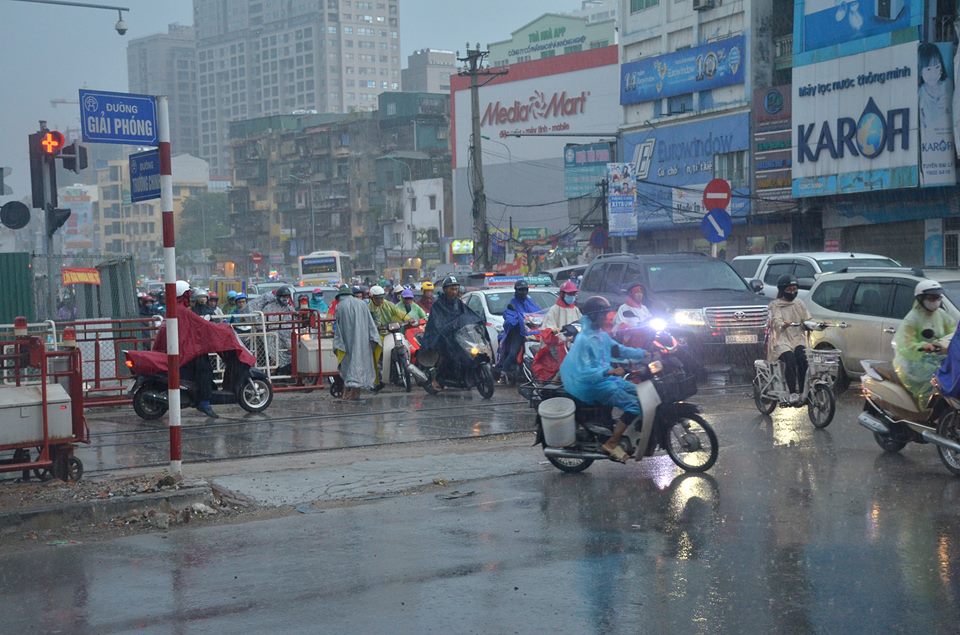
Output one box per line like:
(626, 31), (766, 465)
(578, 253), (769, 357)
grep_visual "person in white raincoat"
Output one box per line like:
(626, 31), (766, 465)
(332, 285), (380, 400)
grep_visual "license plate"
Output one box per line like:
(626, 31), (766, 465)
(725, 333), (758, 344)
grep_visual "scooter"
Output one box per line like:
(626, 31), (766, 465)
(858, 342), (960, 476)
(125, 349), (274, 420)
(530, 324), (718, 474)
(382, 320), (430, 392)
(417, 322), (497, 399)
(752, 320), (839, 428)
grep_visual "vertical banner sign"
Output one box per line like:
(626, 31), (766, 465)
(564, 142), (613, 197)
(919, 41), (957, 187)
(607, 162), (638, 237)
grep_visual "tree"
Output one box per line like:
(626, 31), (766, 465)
(177, 192), (230, 252)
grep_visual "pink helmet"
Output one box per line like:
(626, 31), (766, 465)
(559, 280), (578, 293)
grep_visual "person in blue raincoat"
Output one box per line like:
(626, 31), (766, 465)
(496, 279), (541, 378)
(560, 296), (649, 463)
(308, 287), (329, 314)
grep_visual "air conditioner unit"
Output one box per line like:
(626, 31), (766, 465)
(693, 0), (714, 10)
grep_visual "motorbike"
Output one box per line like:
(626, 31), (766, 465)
(529, 321), (719, 474)
(498, 313), (546, 385)
(417, 322), (497, 399)
(381, 319), (430, 392)
(752, 320), (839, 428)
(858, 338), (960, 475)
(125, 349), (274, 420)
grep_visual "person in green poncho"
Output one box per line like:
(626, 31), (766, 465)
(893, 280), (957, 410)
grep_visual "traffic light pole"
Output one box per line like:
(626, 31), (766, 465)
(41, 146), (56, 319)
(158, 96), (182, 476)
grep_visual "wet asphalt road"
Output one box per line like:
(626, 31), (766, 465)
(5, 387), (960, 633)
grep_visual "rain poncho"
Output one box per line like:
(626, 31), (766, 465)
(766, 298), (811, 362)
(893, 301), (956, 409)
(936, 323), (960, 398)
(542, 298), (581, 332)
(333, 295), (380, 389)
(422, 294), (483, 353)
(500, 294), (542, 340)
(308, 295), (329, 314)
(369, 299), (408, 335)
(559, 313), (647, 416)
(612, 299), (652, 347)
(397, 300), (427, 321)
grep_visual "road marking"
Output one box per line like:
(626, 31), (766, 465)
(431, 495), (527, 511)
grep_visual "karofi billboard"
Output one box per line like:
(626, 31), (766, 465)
(791, 41), (920, 197)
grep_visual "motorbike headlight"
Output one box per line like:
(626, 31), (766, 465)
(673, 309), (706, 327)
(470, 346), (480, 356)
(648, 360), (663, 374)
(648, 318), (668, 332)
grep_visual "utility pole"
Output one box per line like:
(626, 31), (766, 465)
(459, 43), (506, 271)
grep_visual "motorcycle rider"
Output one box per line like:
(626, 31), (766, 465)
(207, 291), (224, 316)
(192, 289), (213, 317)
(252, 286), (297, 373)
(369, 285), (413, 389)
(309, 288), (330, 314)
(138, 293), (158, 317)
(398, 287), (427, 321)
(224, 289), (239, 315)
(422, 275), (484, 393)
(894, 280), (957, 409)
(417, 281), (435, 313)
(542, 280), (582, 333)
(174, 281), (218, 418)
(613, 282), (653, 346)
(559, 296), (649, 463)
(767, 274), (812, 405)
(496, 280), (542, 379)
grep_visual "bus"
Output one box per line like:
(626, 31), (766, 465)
(298, 250), (353, 286)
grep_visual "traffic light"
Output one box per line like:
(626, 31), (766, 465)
(60, 141), (88, 174)
(39, 130), (64, 157)
(45, 205), (71, 237)
(29, 129), (62, 209)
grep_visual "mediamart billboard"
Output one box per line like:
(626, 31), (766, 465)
(792, 41), (919, 197)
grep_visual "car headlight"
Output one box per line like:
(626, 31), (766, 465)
(673, 309), (706, 327)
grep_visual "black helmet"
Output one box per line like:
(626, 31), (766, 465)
(275, 286), (292, 298)
(776, 274), (798, 292)
(442, 275), (459, 288)
(581, 295), (611, 320)
(514, 279), (529, 291)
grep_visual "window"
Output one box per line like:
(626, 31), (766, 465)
(564, 45), (582, 54)
(581, 268), (602, 292)
(850, 282), (892, 317)
(731, 257), (762, 280)
(890, 282), (916, 319)
(601, 263), (627, 293)
(630, 0), (659, 11)
(714, 151), (748, 188)
(428, 195), (437, 210)
(409, 197), (417, 211)
(763, 261), (794, 285)
(466, 294), (484, 315)
(794, 261), (817, 287)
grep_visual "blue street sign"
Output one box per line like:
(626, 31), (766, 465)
(701, 208), (732, 244)
(79, 89), (158, 146)
(129, 149), (161, 203)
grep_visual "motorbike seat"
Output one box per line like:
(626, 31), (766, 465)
(872, 362), (900, 384)
(571, 397), (614, 423)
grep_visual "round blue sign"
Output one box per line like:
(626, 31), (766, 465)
(701, 209), (733, 244)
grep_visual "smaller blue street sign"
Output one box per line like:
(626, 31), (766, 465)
(129, 149), (161, 203)
(701, 208), (732, 244)
(80, 89), (158, 146)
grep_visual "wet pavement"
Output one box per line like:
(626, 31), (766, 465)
(4, 386), (960, 632)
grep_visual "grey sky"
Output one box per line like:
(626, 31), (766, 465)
(0, 0), (586, 198)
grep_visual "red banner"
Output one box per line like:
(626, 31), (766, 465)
(62, 267), (101, 285)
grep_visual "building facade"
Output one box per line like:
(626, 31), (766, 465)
(401, 49), (456, 94)
(488, 13), (615, 67)
(194, 0), (401, 177)
(127, 23), (200, 157)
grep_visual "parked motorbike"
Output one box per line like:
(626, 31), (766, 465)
(125, 349), (274, 419)
(858, 340), (960, 475)
(417, 322), (496, 399)
(530, 321), (718, 473)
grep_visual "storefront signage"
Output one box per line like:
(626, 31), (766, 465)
(481, 90), (589, 128)
(795, 0), (922, 63)
(564, 142), (612, 197)
(620, 35), (745, 104)
(792, 42), (919, 198)
(752, 86), (793, 213)
(918, 41), (957, 187)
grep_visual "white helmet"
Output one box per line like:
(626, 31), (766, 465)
(915, 279), (944, 298)
(175, 280), (191, 298)
(369, 285), (385, 297)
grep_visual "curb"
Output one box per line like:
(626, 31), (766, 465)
(0, 482), (213, 534)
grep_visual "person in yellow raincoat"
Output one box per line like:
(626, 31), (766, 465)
(893, 280), (957, 410)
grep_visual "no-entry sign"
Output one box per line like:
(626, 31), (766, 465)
(702, 178), (732, 210)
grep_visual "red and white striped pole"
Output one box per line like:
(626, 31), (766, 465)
(158, 96), (182, 475)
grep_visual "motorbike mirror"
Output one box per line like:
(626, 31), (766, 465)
(749, 279), (764, 294)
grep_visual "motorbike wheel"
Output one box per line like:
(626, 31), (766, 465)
(546, 454), (594, 473)
(873, 432), (907, 453)
(665, 414), (718, 473)
(133, 384), (168, 420)
(752, 378), (777, 416)
(806, 384), (836, 429)
(400, 363), (412, 393)
(936, 410), (960, 476)
(476, 362), (495, 399)
(239, 377), (273, 413)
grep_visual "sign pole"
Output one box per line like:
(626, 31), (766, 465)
(158, 96), (182, 476)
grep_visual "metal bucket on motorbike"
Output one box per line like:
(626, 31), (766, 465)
(538, 397), (576, 447)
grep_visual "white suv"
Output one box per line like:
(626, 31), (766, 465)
(806, 268), (960, 386)
(732, 252), (901, 299)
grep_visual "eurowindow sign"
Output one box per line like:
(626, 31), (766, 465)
(794, 0), (922, 65)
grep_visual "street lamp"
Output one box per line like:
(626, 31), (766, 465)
(11, 0), (131, 35)
(480, 134), (512, 163)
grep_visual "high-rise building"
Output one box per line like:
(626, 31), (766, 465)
(127, 24), (199, 157)
(401, 49), (455, 94)
(194, 0), (402, 177)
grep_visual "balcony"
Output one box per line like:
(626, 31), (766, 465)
(774, 34), (792, 71)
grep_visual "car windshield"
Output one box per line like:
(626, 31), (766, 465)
(940, 281), (960, 307)
(646, 260), (749, 293)
(485, 290), (557, 315)
(816, 257), (899, 272)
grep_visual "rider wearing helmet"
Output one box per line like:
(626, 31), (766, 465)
(542, 279), (582, 333)
(559, 296), (649, 463)
(224, 289), (239, 315)
(172, 280), (218, 417)
(175, 280), (192, 308)
(397, 287), (427, 320)
(767, 274), (812, 405)
(417, 281), (436, 313)
(496, 279), (542, 379)
(138, 292), (158, 318)
(422, 275), (484, 393)
(612, 282), (652, 346)
(207, 291), (223, 316)
(894, 279), (958, 409)
(308, 287), (330, 314)
(192, 288), (213, 317)
(369, 285), (412, 390)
